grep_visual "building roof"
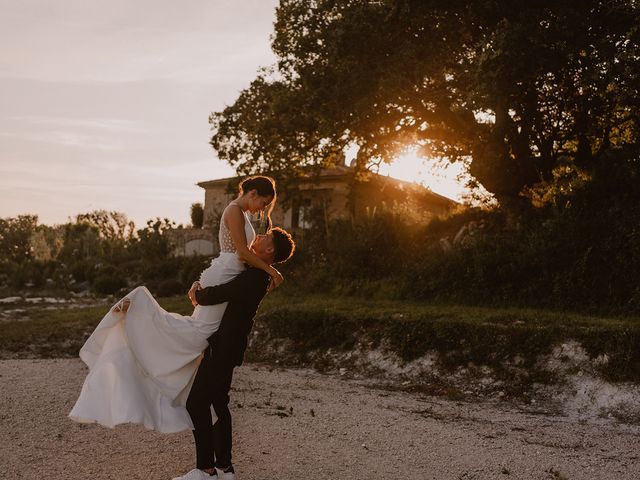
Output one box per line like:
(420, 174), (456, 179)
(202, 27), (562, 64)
(196, 165), (353, 189)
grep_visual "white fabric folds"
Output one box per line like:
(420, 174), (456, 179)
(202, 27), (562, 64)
(69, 213), (254, 433)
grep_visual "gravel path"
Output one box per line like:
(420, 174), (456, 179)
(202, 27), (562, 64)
(1, 359), (639, 480)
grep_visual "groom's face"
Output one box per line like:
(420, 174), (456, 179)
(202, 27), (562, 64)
(252, 232), (275, 263)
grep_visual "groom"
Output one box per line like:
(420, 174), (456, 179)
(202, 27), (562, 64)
(174, 227), (295, 480)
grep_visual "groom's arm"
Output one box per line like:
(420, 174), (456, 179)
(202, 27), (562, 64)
(194, 268), (270, 306)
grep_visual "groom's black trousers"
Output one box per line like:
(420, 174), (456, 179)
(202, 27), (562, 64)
(186, 347), (235, 470)
(188, 267), (270, 470)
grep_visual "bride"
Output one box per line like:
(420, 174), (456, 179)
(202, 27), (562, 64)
(69, 176), (283, 433)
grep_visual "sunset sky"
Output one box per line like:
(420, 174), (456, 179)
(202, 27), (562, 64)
(0, 0), (467, 228)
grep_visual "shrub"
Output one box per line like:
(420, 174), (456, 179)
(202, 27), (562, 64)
(7, 260), (54, 289)
(70, 259), (98, 283)
(91, 264), (127, 294)
(148, 278), (185, 297)
(93, 274), (127, 295)
(179, 256), (210, 287)
(287, 172), (640, 316)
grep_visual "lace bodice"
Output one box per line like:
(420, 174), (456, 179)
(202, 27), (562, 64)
(218, 204), (256, 253)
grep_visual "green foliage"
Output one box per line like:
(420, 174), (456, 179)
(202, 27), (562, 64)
(74, 210), (135, 242)
(0, 215), (38, 263)
(5, 261), (45, 289)
(141, 256), (209, 297)
(190, 203), (204, 229)
(0, 296), (193, 358)
(58, 222), (103, 261)
(250, 292), (640, 384)
(131, 218), (177, 260)
(211, 0), (640, 207)
(70, 259), (98, 283)
(90, 265), (126, 294)
(3, 290), (639, 387)
(286, 164), (640, 315)
(0, 211), (209, 298)
(324, 212), (418, 278)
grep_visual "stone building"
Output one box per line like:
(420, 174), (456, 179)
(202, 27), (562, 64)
(196, 166), (457, 250)
(164, 228), (215, 257)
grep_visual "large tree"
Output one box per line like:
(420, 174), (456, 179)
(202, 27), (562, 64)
(211, 0), (639, 208)
(0, 215), (38, 263)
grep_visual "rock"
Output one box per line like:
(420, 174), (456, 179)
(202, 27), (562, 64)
(43, 297), (67, 304)
(0, 297), (22, 304)
(71, 290), (90, 298)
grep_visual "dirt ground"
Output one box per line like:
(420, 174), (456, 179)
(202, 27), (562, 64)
(1, 359), (639, 480)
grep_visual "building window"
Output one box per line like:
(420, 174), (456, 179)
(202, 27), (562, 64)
(291, 198), (312, 229)
(299, 198), (312, 229)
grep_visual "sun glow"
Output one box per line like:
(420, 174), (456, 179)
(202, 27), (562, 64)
(378, 148), (471, 202)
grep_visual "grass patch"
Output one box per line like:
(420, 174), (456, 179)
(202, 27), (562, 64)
(0, 296), (194, 359)
(262, 291), (637, 327)
(1, 292), (639, 384)
(255, 292), (640, 382)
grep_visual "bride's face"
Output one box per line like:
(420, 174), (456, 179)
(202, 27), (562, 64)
(247, 191), (274, 214)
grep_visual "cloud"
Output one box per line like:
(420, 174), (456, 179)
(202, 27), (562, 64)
(0, 0), (277, 225)
(10, 115), (150, 132)
(0, 0), (278, 83)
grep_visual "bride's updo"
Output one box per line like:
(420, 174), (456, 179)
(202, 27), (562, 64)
(239, 175), (277, 230)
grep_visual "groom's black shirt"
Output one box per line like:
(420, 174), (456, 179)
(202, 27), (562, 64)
(194, 267), (270, 367)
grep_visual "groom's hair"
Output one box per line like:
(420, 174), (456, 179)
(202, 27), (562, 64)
(270, 227), (295, 264)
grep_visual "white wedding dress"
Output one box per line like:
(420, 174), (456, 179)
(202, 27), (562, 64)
(69, 208), (255, 433)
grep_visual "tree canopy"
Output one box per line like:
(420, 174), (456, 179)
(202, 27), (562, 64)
(190, 203), (204, 229)
(210, 0), (639, 207)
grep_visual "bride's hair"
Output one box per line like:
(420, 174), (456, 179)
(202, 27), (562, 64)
(239, 175), (277, 230)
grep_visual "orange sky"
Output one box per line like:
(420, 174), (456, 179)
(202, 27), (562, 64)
(0, 0), (278, 226)
(0, 0), (469, 227)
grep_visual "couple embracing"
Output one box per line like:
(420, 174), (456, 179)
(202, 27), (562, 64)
(69, 176), (296, 480)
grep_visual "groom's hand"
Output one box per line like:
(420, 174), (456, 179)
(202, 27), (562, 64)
(188, 281), (201, 307)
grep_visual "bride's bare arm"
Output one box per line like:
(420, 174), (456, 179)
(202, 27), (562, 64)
(224, 204), (283, 287)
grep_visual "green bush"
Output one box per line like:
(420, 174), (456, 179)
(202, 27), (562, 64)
(286, 166), (640, 316)
(70, 259), (98, 283)
(93, 274), (127, 295)
(148, 278), (185, 297)
(136, 256), (209, 297)
(5, 260), (62, 289)
(179, 256), (210, 287)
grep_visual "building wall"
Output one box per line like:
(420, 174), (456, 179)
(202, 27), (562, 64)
(166, 228), (215, 257)
(352, 176), (454, 219)
(203, 184), (235, 228)
(185, 238), (215, 257)
(200, 173), (456, 241)
(278, 178), (351, 233)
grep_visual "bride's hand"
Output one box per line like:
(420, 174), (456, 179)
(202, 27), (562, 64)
(188, 281), (201, 306)
(267, 268), (284, 292)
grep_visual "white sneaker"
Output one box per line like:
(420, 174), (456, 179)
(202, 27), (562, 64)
(215, 467), (236, 480)
(172, 468), (216, 480)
